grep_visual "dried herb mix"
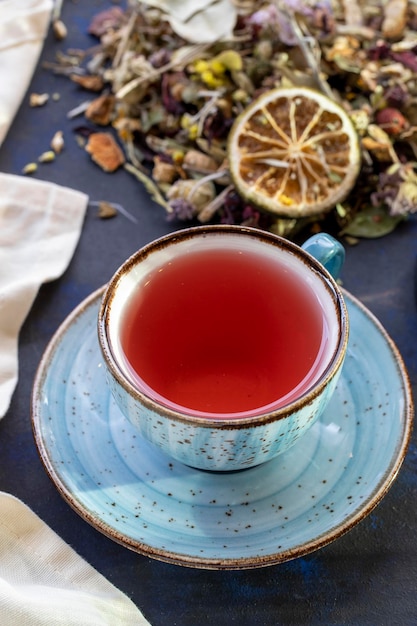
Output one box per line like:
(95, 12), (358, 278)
(42, 0), (417, 239)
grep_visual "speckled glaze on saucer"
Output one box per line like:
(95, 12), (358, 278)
(31, 287), (413, 569)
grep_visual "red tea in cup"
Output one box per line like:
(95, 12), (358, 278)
(116, 233), (336, 418)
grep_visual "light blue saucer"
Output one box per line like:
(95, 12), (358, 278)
(31, 288), (413, 569)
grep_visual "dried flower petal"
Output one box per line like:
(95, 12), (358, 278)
(166, 178), (215, 214)
(22, 163), (38, 175)
(152, 157), (178, 184)
(375, 108), (408, 136)
(38, 151), (56, 163)
(85, 132), (125, 172)
(182, 149), (218, 174)
(29, 93), (49, 107)
(85, 95), (116, 125)
(88, 7), (125, 37)
(51, 130), (64, 154)
(70, 74), (105, 92)
(382, 0), (407, 39)
(96, 201), (118, 219)
(389, 50), (417, 72)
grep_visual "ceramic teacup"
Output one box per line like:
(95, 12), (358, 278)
(98, 225), (348, 471)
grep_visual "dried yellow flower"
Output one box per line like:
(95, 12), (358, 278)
(38, 151), (56, 163)
(22, 163), (38, 175)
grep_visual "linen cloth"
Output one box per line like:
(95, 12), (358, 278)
(0, 176), (153, 626)
(0, 3), (151, 624)
(0, 492), (150, 625)
(0, 173), (88, 418)
(0, 0), (53, 146)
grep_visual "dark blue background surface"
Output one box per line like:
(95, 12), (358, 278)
(0, 2), (416, 624)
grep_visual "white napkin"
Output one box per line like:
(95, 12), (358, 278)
(0, 173), (89, 418)
(0, 0), (53, 146)
(0, 4), (151, 623)
(0, 492), (150, 625)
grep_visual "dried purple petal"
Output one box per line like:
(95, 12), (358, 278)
(167, 198), (196, 221)
(368, 41), (391, 62)
(384, 84), (408, 108)
(310, 2), (336, 37)
(149, 48), (172, 69)
(88, 7), (125, 37)
(161, 73), (187, 116)
(203, 109), (233, 142)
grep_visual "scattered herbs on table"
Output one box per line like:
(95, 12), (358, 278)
(39, 0), (417, 240)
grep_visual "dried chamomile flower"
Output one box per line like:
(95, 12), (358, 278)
(22, 163), (38, 175)
(166, 179), (216, 216)
(38, 151), (56, 163)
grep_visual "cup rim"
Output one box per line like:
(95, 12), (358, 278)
(97, 224), (349, 428)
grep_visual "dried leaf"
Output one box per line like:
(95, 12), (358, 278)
(340, 205), (403, 238)
(85, 95), (116, 125)
(362, 124), (399, 162)
(124, 162), (170, 209)
(70, 74), (105, 92)
(85, 132), (125, 172)
(96, 201), (118, 219)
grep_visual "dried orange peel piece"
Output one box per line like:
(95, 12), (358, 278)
(228, 87), (360, 218)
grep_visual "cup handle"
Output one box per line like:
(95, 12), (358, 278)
(301, 233), (345, 280)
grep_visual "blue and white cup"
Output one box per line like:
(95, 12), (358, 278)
(98, 225), (348, 471)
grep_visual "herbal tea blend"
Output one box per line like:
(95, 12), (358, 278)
(43, 0), (417, 240)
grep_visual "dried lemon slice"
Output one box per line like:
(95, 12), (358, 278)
(228, 87), (360, 218)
